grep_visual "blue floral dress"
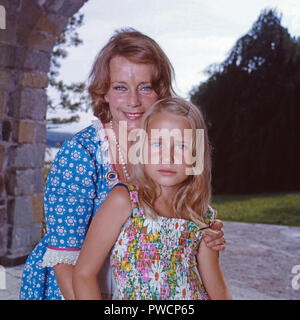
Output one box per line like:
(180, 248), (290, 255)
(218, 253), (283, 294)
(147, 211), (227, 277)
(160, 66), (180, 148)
(19, 120), (119, 300)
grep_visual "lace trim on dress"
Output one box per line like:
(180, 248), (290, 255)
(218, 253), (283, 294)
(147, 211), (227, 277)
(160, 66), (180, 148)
(41, 247), (80, 267)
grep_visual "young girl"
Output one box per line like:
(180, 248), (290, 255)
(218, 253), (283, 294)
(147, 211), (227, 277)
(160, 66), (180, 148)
(73, 97), (231, 300)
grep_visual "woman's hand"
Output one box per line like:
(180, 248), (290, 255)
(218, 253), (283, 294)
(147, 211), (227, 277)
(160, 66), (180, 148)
(203, 219), (226, 251)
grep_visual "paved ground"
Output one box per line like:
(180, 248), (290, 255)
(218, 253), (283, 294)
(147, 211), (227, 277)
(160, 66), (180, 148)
(221, 221), (300, 300)
(0, 221), (300, 300)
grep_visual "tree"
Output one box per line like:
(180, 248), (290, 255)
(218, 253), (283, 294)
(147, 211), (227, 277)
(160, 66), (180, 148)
(190, 9), (300, 194)
(47, 12), (90, 129)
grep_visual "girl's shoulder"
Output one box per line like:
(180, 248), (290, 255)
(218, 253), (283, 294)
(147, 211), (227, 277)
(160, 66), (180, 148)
(108, 182), (139, 222)
(111, 182), (140, 208)
(111, 182), (139, 200)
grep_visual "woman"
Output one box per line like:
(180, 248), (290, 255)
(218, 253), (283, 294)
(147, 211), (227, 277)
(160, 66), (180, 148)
(20, 28), (226, 300)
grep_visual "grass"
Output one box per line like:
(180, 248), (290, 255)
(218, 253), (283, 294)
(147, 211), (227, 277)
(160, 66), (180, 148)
(42, 161), (300, 227)
(211, 192), (300, 227)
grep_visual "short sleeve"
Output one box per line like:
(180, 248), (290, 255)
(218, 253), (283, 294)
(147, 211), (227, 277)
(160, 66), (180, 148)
(42, 138), (97, 267)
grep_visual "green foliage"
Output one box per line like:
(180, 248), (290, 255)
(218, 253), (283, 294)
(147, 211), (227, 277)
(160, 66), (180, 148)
(47, 13), (90, 129)
(212, 192), (300, 226)
(190, 9), (300, 194)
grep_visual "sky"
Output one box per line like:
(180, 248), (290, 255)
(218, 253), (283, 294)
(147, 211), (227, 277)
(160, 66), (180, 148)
(47, 0), (300, 133)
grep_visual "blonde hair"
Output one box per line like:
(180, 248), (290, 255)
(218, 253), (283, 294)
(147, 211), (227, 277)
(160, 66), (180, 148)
(88, 28), (176, 122)
(131, 97), (214, 230)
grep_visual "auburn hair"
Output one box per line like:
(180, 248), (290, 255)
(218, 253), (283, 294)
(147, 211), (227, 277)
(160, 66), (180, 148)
(88, 28), (176, 122)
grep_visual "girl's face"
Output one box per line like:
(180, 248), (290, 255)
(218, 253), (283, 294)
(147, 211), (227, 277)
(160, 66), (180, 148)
(143, 112), (193, 189)
(104, 55), (158, 133)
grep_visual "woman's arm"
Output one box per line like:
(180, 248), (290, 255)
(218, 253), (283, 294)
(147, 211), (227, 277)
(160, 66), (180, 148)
(73, 186), (132, 300)
(43, 138), (98, 299)
(197, 238), (232, 300)
(54, 264), (75, 300)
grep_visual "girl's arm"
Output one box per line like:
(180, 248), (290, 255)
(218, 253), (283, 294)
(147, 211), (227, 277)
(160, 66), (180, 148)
(72, 186), (132, 300)
(197, 238), (232, 300)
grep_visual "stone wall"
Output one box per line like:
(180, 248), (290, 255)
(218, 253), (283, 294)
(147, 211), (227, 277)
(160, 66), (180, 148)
(0, 0), (87, 266)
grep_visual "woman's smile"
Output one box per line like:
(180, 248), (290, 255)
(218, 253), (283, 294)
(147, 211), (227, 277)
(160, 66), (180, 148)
(123, 111), (144, 121)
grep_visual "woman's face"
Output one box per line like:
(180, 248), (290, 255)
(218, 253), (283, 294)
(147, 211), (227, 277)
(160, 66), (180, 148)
(104, 55), (158, 133)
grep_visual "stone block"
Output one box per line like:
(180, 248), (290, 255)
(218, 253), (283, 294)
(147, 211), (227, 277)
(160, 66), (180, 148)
(0, 144), (4, 171)
(19, 0), (42, 30)
(0, 68), (11, 88)
(0, 175), (3, 197)
(0, 12), (17, 46)
(56, 0), (87, 17)
(45, 0), (87, 17)
(5, 169), (34, 196)
(0, 207), (7, 256)
(21, 72), (49, 89)
(47, 12), (69, 32)
(44, 0), (66, 13)
(0, 90), (3, 117)
(0, 207), (6, 228)
(2, 120), (11, 141)
(9, 87), (47, 121)
(0, 44), (16, 68)
(26, 30), (56, 52)
(35, 122), (46, 144)
(31, 194), (44, 222)
(35, 14), (67, 36)
(17, 120), (35, 143)
(8, 144), (45, 168)
(33, 169), (45, 193)
(31, 221), (42, 245)
(6, 225), (33, 257)
(37, 0), (48, 6)
(7, 197), (33, 227)
(22, 88), (48, 120)
(0, 88), (5, 118)
(0, 0), (11, 9)
(23, 50), (51, 73)
(20, 88), (48, 120)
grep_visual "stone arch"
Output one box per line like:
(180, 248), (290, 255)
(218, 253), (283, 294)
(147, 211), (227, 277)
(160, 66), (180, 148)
(0, 0), (88, 266)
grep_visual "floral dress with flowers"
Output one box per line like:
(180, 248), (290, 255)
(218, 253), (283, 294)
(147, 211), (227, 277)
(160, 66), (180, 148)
(110, 182), (215, 300)
(19, 120), (120, 300)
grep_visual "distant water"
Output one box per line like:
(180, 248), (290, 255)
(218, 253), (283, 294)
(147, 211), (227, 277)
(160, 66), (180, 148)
(45, 131), (74, 162)
(46, 131), (74, 148)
